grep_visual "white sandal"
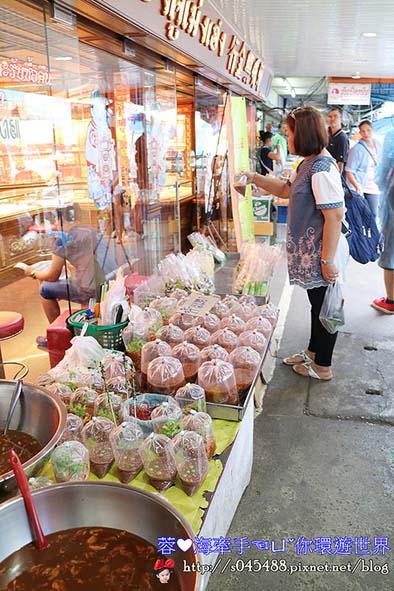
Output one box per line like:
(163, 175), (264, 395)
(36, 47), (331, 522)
(283, 350), (313, 366)
(292, 362), (333, 381)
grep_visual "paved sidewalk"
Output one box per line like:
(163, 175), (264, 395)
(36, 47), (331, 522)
(208, 258), (394, 591)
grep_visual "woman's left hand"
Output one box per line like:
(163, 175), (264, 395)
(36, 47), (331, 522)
(321, 262), (339, 284)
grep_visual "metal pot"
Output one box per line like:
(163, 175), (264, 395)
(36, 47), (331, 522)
(0, 481), (202, 590)
(0, 380), (67, 494)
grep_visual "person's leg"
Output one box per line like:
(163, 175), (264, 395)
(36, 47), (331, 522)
(40, 295), (60, 324)
(364, 193), (379, 219)
(384, 269), (394, 301)
(282, 291), (316, 364)
(39, 280), (81, 323)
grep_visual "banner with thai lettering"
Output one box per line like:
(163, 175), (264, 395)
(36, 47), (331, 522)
(226, 96), (255, 250)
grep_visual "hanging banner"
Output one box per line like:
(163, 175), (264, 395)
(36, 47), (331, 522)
(328, 83), (371, 105)
(226, 96), (255, 250)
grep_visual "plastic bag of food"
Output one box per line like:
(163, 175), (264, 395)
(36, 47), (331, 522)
(173, 431), (209, 496)
(245, 315), (272, 338)
(219, 314), (246, 336)
(47, 383), (73, 405)
(319, 282), (345, 334)
(150, 296), (178, 324)
(196, 312), (220, 334)
(29, 476), (54, 490)
(198, 359), (239, 405)
(239, 295), (257, 305)
(93, 392), (123, 423)
(151, 400), (183, 438)
(139, 432), (177, 491)
(101, 351), (133, 381)
(128, 303), (144, 324)
(69, 387), (99, 420)
(256, 303), (278, 326)
(141, 339), (172, 389)
(59, 413), (84, 445)
(106, 376), (129, 398)
(81, 416), (115, 478)
(238, 330), (267, 354)
(231, 301), (258, 322)
(109, 421), (144, 483)
(171, 341), (201, 382)
(48, 335), (105, 377)
(169, 288), (188, 300)
(168, 312), (197, 331)
(222, 295), (239, 311)
(210, 327), (238, 352)
(184, 326), (211, 350)
(156, 324), (185, 348)
(147, 356), (185, 396)
(51, 440), (90, 483)
(200, 344), (230, 364)
(181, 410), (216, 459)
(229, 346), (261, 394)
(212, 300), (231, 320)
(175, 383), (206, 414)
(121, 393), (170, 438)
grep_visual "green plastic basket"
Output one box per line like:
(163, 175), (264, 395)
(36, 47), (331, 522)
(66, 310), (128, 350)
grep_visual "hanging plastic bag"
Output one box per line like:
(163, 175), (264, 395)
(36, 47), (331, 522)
(319, 282), (345, 334)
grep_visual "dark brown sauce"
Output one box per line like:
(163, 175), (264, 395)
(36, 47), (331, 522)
(0, 430), (41, 475)
(0, 527), (182, 591)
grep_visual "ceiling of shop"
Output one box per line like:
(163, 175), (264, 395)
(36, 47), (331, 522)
(212, 0), (394, 98)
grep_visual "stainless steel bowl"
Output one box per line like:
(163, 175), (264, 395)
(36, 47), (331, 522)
(0, 380), (67, 494)
(0, 481), (202, 590)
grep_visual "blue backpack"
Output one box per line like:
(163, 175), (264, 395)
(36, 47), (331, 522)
(342, 182), (383, 264)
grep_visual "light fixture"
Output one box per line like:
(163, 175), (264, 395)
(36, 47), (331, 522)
(362, 32), (377, 38)
(282, 77), (296, 98)
(55, 56), (72, 61)
(290, 88), (296, 98)
(351, 72), (361, 79)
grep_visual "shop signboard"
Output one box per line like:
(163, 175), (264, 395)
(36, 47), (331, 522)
(327, 82), (371, 105)
(87, 0), (272, 100)
(226, 96), (255, 250)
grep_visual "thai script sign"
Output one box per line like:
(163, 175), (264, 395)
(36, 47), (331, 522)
(0, 57), (51, 85)
(328, 83), (371, 105)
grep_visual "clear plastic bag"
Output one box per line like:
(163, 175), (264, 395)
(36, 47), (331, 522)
(139, 432), (177, 491)
(181, 410), (216, 460)
(238, 330), (267, 354)
(200, 344), (230, 364)
(47, 383), (73, 405)
(245, 315), (272, 338)
(210, 327), (238, 352)
(184, 326), (211, 350)
(198, 359), (239, 405)
(171, 341), (201, 382)
(51, 441), (90, 483)
(169, 312), (197, 331)
(141, 339), (172, 389)
(197, 312), (220, 334)
(149, 296), (178, 324)
(219, 314), (246, 336)
(69, 387), (99, 420)
(121, 393), (171, 438)
(93, 392), (123, 424)
(175, 383), (206, 414)
(173, 430), (209, 496)
(151, 399), (183, 438)
(156, 323), (185, 347)
(109, 421), (144, 483)
(147, 356), (186, 395)
(59, 413), (84, 445)
(229, 346), (261, 394)
(81, 416), (115, 478)
(319, 282), (345, 334)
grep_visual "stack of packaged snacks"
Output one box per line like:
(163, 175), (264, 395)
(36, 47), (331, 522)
(181, 410), (216, 460)
(200, 344), (230, 363)
(219, 314), (246, 336)
(51, 440), (90, 483)
(184, 326), (211, 350)
(139, 432), (177, 491)
(58, 413), (84, 445)
(151, 400), (183, 438)
(141, 339), (172, 390)
(171, 341), (201, 382)
(175, 383), (206, 414)
(238, 330), (267, 354)
(156, 324), (185, 348)
(198, 359), (239, 405)
(109, 421), (144, 483)
(173, 431), (209, 496)
(210, 327), (238, 353)
(147, 356), (186, 396)
(229, 346), (261, 394)
(82, 416), (115, 478)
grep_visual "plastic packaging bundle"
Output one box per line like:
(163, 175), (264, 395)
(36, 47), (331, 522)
(47, 336), (105, 380)
(51, 441), (90, 483)
(141, 339), (172, 389)
(47, 383), (73, 405)
(173, 431), (209, 496)
(229, 346), (261, 394)
(147, 356), (186, 396)
(128, 303), (144, 324)
(106, 376), (129, 399)
(101, 351), (133, 380)
(169, 288), (188, 300)
(239, 295), (257, 305)
(169, 312), (197, 331)
(197, 312), (220, 334)
(109, 421), (144, 483)
(238, 330), (267, 354)
(156, 323), (185, 348)
(181, 410), (216, 459)
(245, 315), (272, 338)
(256, 303), (278, 327)
(175, 383), (206, 414)
(81, 416), (115, 478)
(121, 393), (170, 438)
(69, 387), (99, 420)
(149, 296), (178, 324)
(232, 242), (282, 296)
(219, 314), (246, 336)
(210, 327), (238, 352)
(93, 392), (123, 424)
(58, 413), (83, 445)
(132, 274), (165, 309)
(222, 295), (239, 311)
(212, 300), (231, 319)
(187, 231), (226, 263)
(99, 267), (129, 325)
(200, 344), (230, 364)
(231, 301), (258, 322)
(151, 400), (183, 438)
(184, 326), (211, 350)
(139, 432), (177, 491)
(198, 359), (239, 405)
(171, 341), (201, 382)
(29, 477), (54, 490)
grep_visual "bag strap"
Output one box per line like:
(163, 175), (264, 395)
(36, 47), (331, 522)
(358, 141), (377, 166)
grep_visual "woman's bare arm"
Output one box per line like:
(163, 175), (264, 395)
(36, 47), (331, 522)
(242, 171), (291, 199)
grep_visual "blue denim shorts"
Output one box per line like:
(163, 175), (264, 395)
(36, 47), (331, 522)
(39, 280), (88, 304)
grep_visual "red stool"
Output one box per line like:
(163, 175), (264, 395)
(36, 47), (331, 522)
(0, 311), (27, 379)
(46, 309), (76, 368)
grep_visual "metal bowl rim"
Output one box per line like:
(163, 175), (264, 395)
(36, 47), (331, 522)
(0, 380), (67, 484)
